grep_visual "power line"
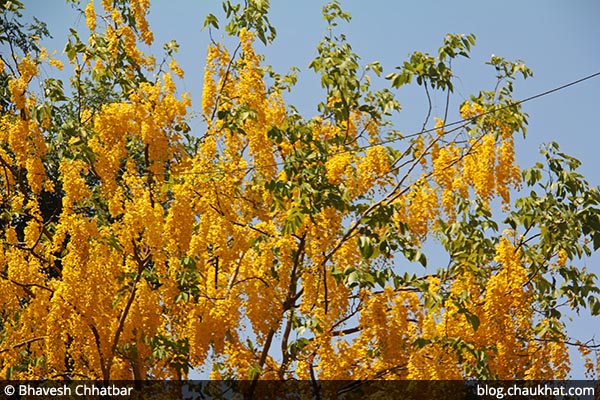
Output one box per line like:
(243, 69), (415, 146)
(163, 70), (600, 177)
(390, 70), (600, 141)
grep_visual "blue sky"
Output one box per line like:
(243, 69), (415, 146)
(28, 1), (600, 176)
(24, 0), (600, 378)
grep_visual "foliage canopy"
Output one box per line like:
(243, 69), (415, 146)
(1, 0), (600, 392)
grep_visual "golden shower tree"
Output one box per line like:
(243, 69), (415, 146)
(1, 0), (599, 386)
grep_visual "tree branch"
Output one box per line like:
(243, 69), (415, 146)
(0, 336), (46, 354)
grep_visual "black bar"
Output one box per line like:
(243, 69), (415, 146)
(0, 380), (598, 400)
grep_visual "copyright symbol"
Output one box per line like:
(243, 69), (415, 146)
(4, 384), (15, 396)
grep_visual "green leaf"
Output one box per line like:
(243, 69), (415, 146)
(466, 314), (480, 331)
(413, 338), (432, 348)
(358, 236), (374, 259)
(174, 292), (189, 304)
(590, 298), (600, 316)
(282, 207), (304, 234)
(203, 13), (219, 30)
(417, 251), (427, 267)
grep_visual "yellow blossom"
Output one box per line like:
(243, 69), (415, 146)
(169, 59), (184, 78)
(434, 117), (445, 136)
(48, 58), (63, 70)
(85, 1), (96, 31)
(460, 100), (485, 119)
(557, 249), (567, 267)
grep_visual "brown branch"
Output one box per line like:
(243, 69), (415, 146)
(0, 154), (18, 193)
(5, 240), (51, 266)
(226, 251), (246, 295)
(330, 302), (362, 332)
(421, 82), (433, 132)
(0, 53), (16, 76)
(0, 336), (46, 354)
(246, 327), (276, 398)
(41, 225), (63, 278)
(51, 372), (92, 379)
(89, 322), (110, 381)
(534, 336), (600, 349)
(230, 219), (273, 238)
(107, 241), (149, 379)
(229, 275), (269, 288)
(144, 143), (155, 207)
(0, 271), (54, 293)
(110, 274), (140, 357)
(278, 308), (294, 379)
(332, 326), (362, 337)
(277, 235), (308, 378)
(322, 261), (328, 314)
(310, 362), (321, 400)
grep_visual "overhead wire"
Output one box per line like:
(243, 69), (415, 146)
(144, 70), (600, 177)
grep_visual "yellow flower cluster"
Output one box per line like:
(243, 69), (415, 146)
(201, 28), (286, 181)
(464, 134), (496, 201)
(405, 104), (521, 228)
(60, 160), (91, 212)
(131, 0), (153, 45)
(557, 249), (568, 267)
(494, 119), (513, 139)
(98, 1), (155, 69)
(237, 28), (279, 176)
(349, 287), (421, 379)
(394, 178), (439, 242)
(89, 102), (134, 196)
(39, 47), (64, 71)
(480, 236), (532, 377)
(412, 135), (427, 166)
(48, 58), (63, 70)
(400, 232), (572, 380)
(201, 45), (219, 117)
(3, 110), (48, 195)
(120, 25), (143, 64)
(432, 143), (465, 217)
(85, 0), (96, 31)
(495, 137), (521, 203)
(357, 145), (391, 190)
(460, 100), (485, 119)
(434, 117), (445, 136)
(325, 151), (354, 185)
(169, 59), (184, 78)
(428, 130), (521, 213)
(8, 57), (37, 110)
(5, 119), (26, 166)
